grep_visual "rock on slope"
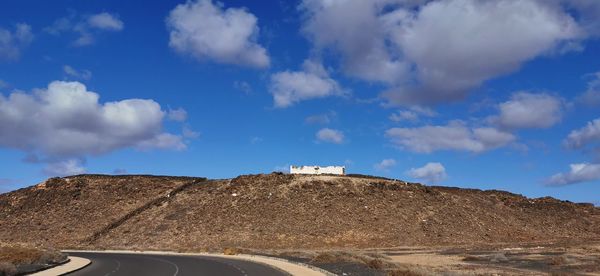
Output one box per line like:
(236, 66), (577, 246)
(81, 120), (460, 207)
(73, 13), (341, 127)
(0, 173), (599, 250)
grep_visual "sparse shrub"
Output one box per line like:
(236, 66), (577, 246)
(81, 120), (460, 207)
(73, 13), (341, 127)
(0, 246), (40, 264)
(462, 255), (484, 262)
(37, 249), (67, 264)
(223, 248), (239, 255)
(366, 258), (385, 269)
(388, 269), (424, 276)
(0, 262), (17, 276)
(490, 253), (508, 263)
(310, 251), (357, 264)
(310, 252), (338, 263)
(548, 255), (572, 266)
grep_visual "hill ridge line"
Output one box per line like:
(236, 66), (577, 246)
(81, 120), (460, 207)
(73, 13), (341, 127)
(83, 178), (209, 244)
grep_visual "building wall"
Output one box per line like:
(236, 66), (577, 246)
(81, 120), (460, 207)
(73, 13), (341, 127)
(290, 165), (345, 175)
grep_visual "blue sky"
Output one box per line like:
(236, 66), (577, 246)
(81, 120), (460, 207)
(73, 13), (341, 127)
(1, 0), (599, 205)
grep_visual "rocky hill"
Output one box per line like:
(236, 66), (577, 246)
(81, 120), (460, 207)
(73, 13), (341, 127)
(1, 173), (599, 250)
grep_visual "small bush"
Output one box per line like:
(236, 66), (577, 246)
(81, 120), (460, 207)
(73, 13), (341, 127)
(37, 249), (67, 264)
(223, 248), (239, 255)
(462, 255), (484, 262)
(388, 269), (424, 276)
(310, 252), (339, 263)
(490, 253), (508, 263)
(366, 258), (385, 270)
(548, 255), (572, 266)
(0, 246), (41, 264)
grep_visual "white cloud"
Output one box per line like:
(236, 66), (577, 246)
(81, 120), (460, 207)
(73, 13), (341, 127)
(0, 23), (33, 61)
(577, 72), (600, 107)
(166, 0), (269, 68)
(270, 60), (344, 107)
(43, 159), (86, 177)
(305, 111), (336, 125)
(0, 81), (185, 159)
(546, 163), (600, 186)
(137, 133), (186, 151)
(389, 106), (435, 123)
(167, 107), (188, 122)
(385, 121), (515, 153)
(492, 92), (563, 129)
(45, 12), (123, 47)
(561, 0), (600, 36)
(407, 162), (447, 183)
(233, 81), (252, 94)
(88, 12), (124, 31)
(63, 65), (92, 80)
(182, 125), (200, 139)
(300, 0), (411, 84)
(301, 0), (586, 105)
(374, 158), (396, 171)
(316, 128), (344, 144)
(564, 118), (600, 150)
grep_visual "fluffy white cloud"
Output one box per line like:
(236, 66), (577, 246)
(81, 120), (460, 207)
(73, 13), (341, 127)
(374, 158), (396, 171)
(407, 162), (447, 183)
(63, 65), (92, 80)
(270, 60), (344, 107)
(300, 0), (411, 83)
(0, 23), (33, 61)
(316, 128), (344, 144)
(43, 159), (87, 177)
(0, 81), (185, 158)
(492, 92), (564, 129)
(45, 12), (124, 47)
(547, 163), (600, 186)
(166, 0), (269, 68)
(564, 118), (600, 149)
(167, 107), (188, 122)
(386, 121), (515, 153)
(301, 0), (587, 105)
(577, 72), (600, 107)
(88, 12), (124, 31)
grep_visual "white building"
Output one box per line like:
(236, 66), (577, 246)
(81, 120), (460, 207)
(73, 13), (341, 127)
(290, 165), (345, 175)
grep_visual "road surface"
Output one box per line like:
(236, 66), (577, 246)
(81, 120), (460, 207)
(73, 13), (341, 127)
(66, 252), (289, 276)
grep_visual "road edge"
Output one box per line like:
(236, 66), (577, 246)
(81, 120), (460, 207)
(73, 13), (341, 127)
(29, 256), (91, 276)
(63, 250), (334, 276)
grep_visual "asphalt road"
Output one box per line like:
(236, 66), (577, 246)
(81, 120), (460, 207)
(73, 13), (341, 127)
(66, 252), (289, 276)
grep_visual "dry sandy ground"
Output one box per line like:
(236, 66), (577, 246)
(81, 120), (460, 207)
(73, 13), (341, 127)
(251, 241), (600, 275)
(376, 241), (600, 275)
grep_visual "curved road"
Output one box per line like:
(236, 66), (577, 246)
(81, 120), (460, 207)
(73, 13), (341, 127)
(66, 252), (289, 276)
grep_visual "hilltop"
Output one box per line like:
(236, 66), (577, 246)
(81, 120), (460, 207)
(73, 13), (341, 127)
(0, 173), (599, 251)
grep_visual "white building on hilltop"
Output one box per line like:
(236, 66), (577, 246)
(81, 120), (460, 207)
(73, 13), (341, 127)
(290, 165), (345, 175)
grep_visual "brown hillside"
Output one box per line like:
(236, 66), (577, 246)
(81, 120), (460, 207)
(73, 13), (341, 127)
(0, 175), (204, 248)
(1, 173), (599, 250)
